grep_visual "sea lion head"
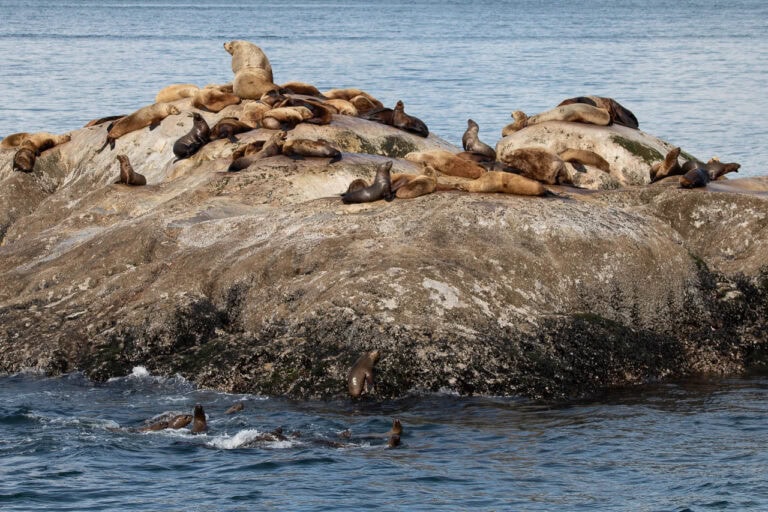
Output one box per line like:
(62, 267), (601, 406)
(167, 105), (182, 115)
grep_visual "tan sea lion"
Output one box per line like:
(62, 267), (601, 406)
(99, 102), (181, 151)
(114, 154), (147, 186)
(281, 138), (341, 162)
(557, 96), (639, 129)
(392, 100), (429, 137)
(462, 119), (496, 160)
(209, 117), (252, 142)
(84, 115), (125, 128)
(501, 110), (530, 136)
(1, 132), (31, 148)
(347, 350), (381, 397)
(341, 162), (394, 204)
(23, 132), (71, 152)
(240, 101), (272, 127)
(155, 83), (200, 103)
(323, 98), (358, 116)
(173, 112), (211, 160)
(558, 148), (611, 173)
(350, 94), (384, 114)
(651, 147), (682, 182)
(191, 404), (207, 433)
(392, 165), (438, 199)
(228, 130), (286, 171)
(261, 106), (313, 130)
(224, 40), (278, 100)
(405, 149), (485, 179)
(192, 86), (241, 112)
(322, 88), (365, 100)
(499, 147), (565, 185)
(526, 103), (611, 127)
(280, 81), (323, 97)
(679, 167), (710, 189)
(225, 402), (244, 414)
(455, 171), (547, 196)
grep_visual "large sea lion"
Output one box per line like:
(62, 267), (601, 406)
(462, 119), (496, 160)
(405, 149), (485, 179)
(173, 112), (211, 160)
(1, 132), (31, 148)
(261, 106), (313, 130)
(155, 83), (200, 103)
(341, 162), (394, 204)
(115, 154), (147, 186)
(224, 40), (278, 100)
(679, 167), (710, 189)
(191, 404), (207, 433)
(192, 86), (241, 113)
(210, 117), (252, 142)
(347, 350), (381, 397)
(100, 102), (180, 151)
(499, 147), (565, 185)
(455, 171), (548, 196)
(281, 138), (341, 162)
(392, 100), (429, 137)
(525, 103), (611, 127)
(557, 96), (639, 129)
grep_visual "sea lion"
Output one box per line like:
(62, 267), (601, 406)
(280, 81), (323, 97)
(173, 112), (211, 160)
(455, 171), (548, 196)
(23, 132), (71, 152)
(347, 349), (381, 397)
(100, 102), (181, 151)
(391, 165), (438, 199)
(341, 162), (394, 204)
(84, 115), (125, 128)
(558, 148), (611, 173)
(225, 402), (244, 414)
(1, 132), (30, 148)
(350, 94), (384, 114)
(499, 147), (565, 185)
(405, 149), (485, 179)
(361, 106), (395, 125)
(12, 140), (37, 172)
(704, 158), (740, 180)
(501, 110), (530, 136)
(261, 106), (313, 130)
(155, 83), (200, 103)
(231, 140), (266, 160)
(228, 130), (286, 171)
(136, 412), (193, 432)
(240, 101), (272, 127)
(323, 98), (358, 116)
(557, 96), (639, 129)
(651, 146), (682, 182)
(209, 117), (252, 142)
(192, 86), (241, 113)
(392, 100), (429, 137)
(281, 138), (341, 162)
(525, 103), (611, 127)
(114, 154), (147, 186)
(322, 88), (365, 101)
(462, 119), (496, 160)
(387, 435), (401, 448)
(191, 404), (207, 433)
(224, 40), (278, 100)
(274, 97), (334, 126)
(344, 178), (369, 193)
(679, 167), (710, 189)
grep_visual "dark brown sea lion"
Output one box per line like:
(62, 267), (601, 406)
(225, 402), (244, 414)
(191, 404), (207, 433)
(114, 154), (147, 186)
(704, 158), (740, 180)
(462, 119), (496, 160)
(361, 106), (395, 125)
(83, 115), (126, 128)
(557, 96), (639, 129)
(679, 167), (711, 189)
(173, 112), (211, 161)
(210, 117), (252, 143)
(228, 130), (286, 172)
(136, 412), (192, 432)
(340, 162), (394, 204)
(12, 140), (37, 172)
(344, 178), (369, 193)
(347, 349), (381, 397)
(281, 138), (341, 162)
(387, 435), (401, 448)
(167, 414), (193, 429)
(392, 100), (429, 137)
(99, 102), (181, 152)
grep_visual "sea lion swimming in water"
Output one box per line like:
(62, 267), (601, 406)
(114, 154), (147, 186)
(462, 119), (496, 160)
(679, 167), (710, 189)
(173, 112), (211, 160)
(340, 162), (394, 204)
(347, 349), (381, 397)
(191, 404), (207, 433)
(225, 402), (244, 414)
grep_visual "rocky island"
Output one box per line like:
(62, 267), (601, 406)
(1, 41), (766, 400)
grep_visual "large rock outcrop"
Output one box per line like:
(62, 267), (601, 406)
(1, 96), (767, 400)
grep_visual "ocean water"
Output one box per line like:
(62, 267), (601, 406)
(0, 0), (766, 176)
(2, 1), (768, 510)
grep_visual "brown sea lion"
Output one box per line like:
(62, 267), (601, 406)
(231, 140), (266, 160)
(240, 101), (272, 127)
(350, 94), (384, 114)
(455, 171), (548, 196)
(191, 404), (207, 433)
(1, 132), (31, 148)
(347, 350), (381, 397)
(261, 106), (313, 130)
(392, 100), (429, 137)
(114, 154), (147, 186)
(679, 167), (711, 189)
(281, 138), (341, 162)
(704, 158), (740, 180)
(499, 147), (565, 185)
(228, 130), (286, 171)
(136, 412), (193, 432)
(525, 103), (611, 127)
(173, 112), (211, 160)
(501, 110), (530, 136)
(651, 147), (682, 182)
(558, 148), (611, 173)
(391, 165), (438, 199)
(280, 81), (323, 97)
(462, 119), (496, 160)
(224, 40), (278, 100)
(361, 106), (395, 125)
(84, 115), (126, 128)
(12, 140), (37, 172)
(155, 83), (200, 103)
(557, 96), (639, 129)
(322, 88), (364, 101)
(100, 102), (181, 151)
(192, 86), (241, 113)
(209, 117), (252, 143)
(344, 178), (370, 193)
(387, 435), (401, 448)
(323, 98), (358, 116)
(225, 402), (245, 414)
(405, 149), (485, 179)
(341, 162), (394, 204)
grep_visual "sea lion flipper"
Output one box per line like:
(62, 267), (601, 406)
(228, 135), (239, 143)
(329, 153), (342, 163)
(286, 153), (305, 161)
(148, 121), (161, 131)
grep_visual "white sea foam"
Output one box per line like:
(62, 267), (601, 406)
(206, 429), (298, 450)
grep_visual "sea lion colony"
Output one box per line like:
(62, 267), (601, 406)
(2, 40), (740, 193)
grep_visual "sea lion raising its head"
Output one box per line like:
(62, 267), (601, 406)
(340, 162), (394, 204)
(172, 112), (211, 161)
(115, 154), (147, 186)
(462, 119), (496, 160)
(392, 100), (429, 137)
(191, 404), (207, 433)
(347, 350), (381, 398)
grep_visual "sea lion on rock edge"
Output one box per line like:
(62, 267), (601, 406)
(281, 138), (341, 162)
(115, 154), (147, 186)
(499, 147), (565, 185)
(462, 119), (496, 160)
(557, 96), (639, 129)
(224, 40), (278, 100)
(679, 167), (710, 189)
(347, 350), (381, 397)
(341, 162), (394, 204)
(651, 147), (682, 182)
(99, 102), (181, 151)
(191, 404), (207, 433)
(1, 132), (31, 148)
(392, 100), (429, 137)
(703, 158), (740, 180)
(405, 149), (485, 179)
(455, 171), (548, 196)
(155, 83), (200, 103)
(173, 112), (211, 160)
(525, 103), (611, 127)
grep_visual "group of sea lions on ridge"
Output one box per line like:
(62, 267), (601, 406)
(2, 40), (740, 196)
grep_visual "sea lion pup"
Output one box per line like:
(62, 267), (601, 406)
(224, 402), (244, 415)
(558, 148), (611, 173)
(557, 96), (639, 129)
(323, 98), (358, 116)
(191, 404), (207, 433)
(391, 165), (438, 199)
(456, 171), (548, 196)
(347, 349), (381, 397)
(227, 130), (286, 171)
(1, 132), (31, 148)
(281, 138), (341, 162)
(12, 140), (37, 172)
(172, 112), (211, 160)
(84, 115), (125, 128)
(280, 81), (324, 97)
(260, 106), (313, 130)
(192, 86), (241, 113)
(462, 119), (496, 160)
(99, 102), (181, 151)
(224, 40), (278, 100)
(341, 162), (394, 204)
(679, 167), (711, 189)
(704, 158), (740, 180)
(499, 147), (566, 185)
(155, 83), (200, 103)
(392, 100), (429, 137)
(501, 110), (530, 136)
(114, 154), (147, 186)
(405, 149), (485, 179)
(525, 103), (611, 127)
(209, 117), (252, 143)
(650, 146), (682, 182)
